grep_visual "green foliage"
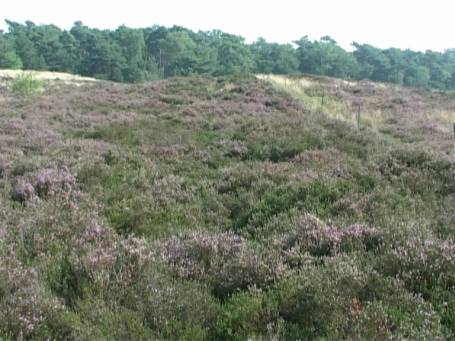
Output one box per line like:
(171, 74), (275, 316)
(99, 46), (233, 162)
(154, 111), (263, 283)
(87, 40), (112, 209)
(11, 72), (43, 95)
(295, 35), (359, 78)
(0, 33), (22, 69)
(2, 19), (455, 89)
(46, 252), (89, 307)
(215, 290), (282, 340)
(273, 257), (447, 339)
(251, 38), (298, 74)
(225, 179), (353, 233)
(215, 33), (255, 75)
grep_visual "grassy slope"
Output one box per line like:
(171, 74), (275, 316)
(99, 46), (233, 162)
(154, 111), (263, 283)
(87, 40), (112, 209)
(0, 73), (454, 339)
(0, 69), (96, 85)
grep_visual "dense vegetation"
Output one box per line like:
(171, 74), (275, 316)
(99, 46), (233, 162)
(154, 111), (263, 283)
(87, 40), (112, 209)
(1, 20), (455, 89)
(0, 73), (454, 339)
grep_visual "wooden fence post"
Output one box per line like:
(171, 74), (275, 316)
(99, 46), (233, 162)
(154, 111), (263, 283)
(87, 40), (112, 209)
(356, 103), (361, 130)
(319, 88), (325, 114)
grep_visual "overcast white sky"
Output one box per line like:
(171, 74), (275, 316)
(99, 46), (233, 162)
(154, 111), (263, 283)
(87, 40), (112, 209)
(1, 0), (454, 52)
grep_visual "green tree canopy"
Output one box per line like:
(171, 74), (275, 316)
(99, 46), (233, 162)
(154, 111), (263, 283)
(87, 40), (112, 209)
(1, 19), (455, 90)
(0, 31), (23, 69)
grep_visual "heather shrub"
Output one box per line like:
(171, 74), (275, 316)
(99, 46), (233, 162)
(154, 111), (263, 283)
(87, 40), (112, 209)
(218, 163), (289, 195)
(273, 256), (447, 339)
(0, 256), (69, 340)
(217, 166), (261, 194)
(10, 177), (36, 203)
(73, 298), (155, 340)
(246, 209), (298, 241)
(0, 159), (8, 179)
(332, 191), (373, 219)
(377, 233), (455, 292)
(141, 278), (221, 340)
(34, 167), (77, 198)
(5, 199), (115, 309)
(11, 159), (40, 177)
(385, 148), (453, 176)
(11, 195), (111, 260)
(360, 184), (429, 227)
(242, 133), (325, 162)
(91, 236), (152, 286)
(273, 257), (367, 339)
(218, 139), (248, 158)
(87, 265), (221, 340)
(157, 232), (287, 297)
(49, 235), (153, 310)
(152, 174), (194, 205)
(0, 226), (6, 241)
(378, 149), (455, 197)
(280, 213), (382, 259)
(78, 155), (216, 237)
(46, 252), (90, 308)
(77, 157), (158, 236)
(291, 147), (342, 166)
(215, 290), (284, 341)
(372, 228), (455, 333)
(433, 201), (455, 239)
(381, 149), (452, 174)
(233, 179), (353, 232)
(1, 74), (455, 339)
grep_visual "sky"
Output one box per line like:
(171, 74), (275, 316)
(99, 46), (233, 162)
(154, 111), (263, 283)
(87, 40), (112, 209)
(1, 0), (454, 52)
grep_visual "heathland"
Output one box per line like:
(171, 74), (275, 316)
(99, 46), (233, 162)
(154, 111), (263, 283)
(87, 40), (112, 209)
(0, 71), (454, 339)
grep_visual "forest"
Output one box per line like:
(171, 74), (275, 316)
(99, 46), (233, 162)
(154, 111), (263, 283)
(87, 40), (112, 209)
(1, 20), (455, 89)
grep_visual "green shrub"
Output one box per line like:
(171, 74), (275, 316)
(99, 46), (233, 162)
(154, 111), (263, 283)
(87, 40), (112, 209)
(11, 73), (44, 95)
(273, 256), (447, 339)
(230, 179), (353, 232)
(215, 290), (283, 341)
(157, 232), (287, 298)
(46, 252), (89, 308)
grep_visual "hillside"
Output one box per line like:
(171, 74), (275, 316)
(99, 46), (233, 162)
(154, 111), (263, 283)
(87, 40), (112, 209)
(0, 73), (454, 339)
(0, 69), (96, 87)
(260, 74), (455, 158)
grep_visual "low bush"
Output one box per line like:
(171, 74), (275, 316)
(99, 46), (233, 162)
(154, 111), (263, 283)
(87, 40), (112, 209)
(231, 179), (353, 232)
(156, 232), (287, 298)
(11, 73), (44, 96)
(280, 213), (382, 258)
(273, 256), (447, 340)
(0, 256), (67, 340)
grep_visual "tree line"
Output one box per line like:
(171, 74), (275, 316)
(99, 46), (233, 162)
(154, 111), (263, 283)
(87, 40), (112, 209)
(1, 20), (455, 89)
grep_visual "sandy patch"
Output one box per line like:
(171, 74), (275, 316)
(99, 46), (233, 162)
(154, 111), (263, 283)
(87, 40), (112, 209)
(0, 69), (97, 84)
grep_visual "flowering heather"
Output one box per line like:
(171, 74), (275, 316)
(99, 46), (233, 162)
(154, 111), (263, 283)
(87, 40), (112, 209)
(0, 74), (454, 338)
(387, 235), (455, 289)
(152, 175), (193, 205)
(0, 256), (64, 339)
(11, 178), (36, 203)
(0, 158), (11, 179)
(157, 232), (287, 295)
(291, 147), (341, 166)
(218, 139), (248, 157)
(141, 143), (188, 158)
(34, 167), (77, 198)
(282, 213), (382, 257)
(158, 232), (245, 277)
(333, 192), (372, 216)
(219, 162), (291, 193)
